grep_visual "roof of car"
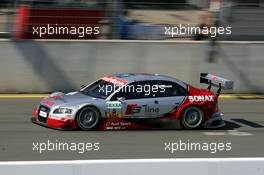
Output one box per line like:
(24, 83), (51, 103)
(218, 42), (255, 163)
(110, 73), (188, 88)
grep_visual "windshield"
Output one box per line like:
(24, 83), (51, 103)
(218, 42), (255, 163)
(80, 80), (119, 99)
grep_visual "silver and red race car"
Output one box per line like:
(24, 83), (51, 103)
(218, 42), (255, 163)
(31, 73), (233, 130)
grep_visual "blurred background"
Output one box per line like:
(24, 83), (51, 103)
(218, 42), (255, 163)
(0, 0), (264, 94)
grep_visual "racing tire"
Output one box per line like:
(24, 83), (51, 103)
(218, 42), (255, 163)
(181, 106), (204, 129)
(76, 106), (101, 131)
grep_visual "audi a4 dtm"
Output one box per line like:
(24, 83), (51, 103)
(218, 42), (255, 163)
(31, 73), (233, 130)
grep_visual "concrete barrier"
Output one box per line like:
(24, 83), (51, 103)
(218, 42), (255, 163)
(0, 158), (264, 175)
(0, 40), (264, 93)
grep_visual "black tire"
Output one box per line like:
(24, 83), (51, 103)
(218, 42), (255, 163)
(181, 106), (204, 129)
(76, 106), (101, 130)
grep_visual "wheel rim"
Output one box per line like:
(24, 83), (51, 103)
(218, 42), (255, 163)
(78, 108), (99, 129)
(183, 107), (203, 128)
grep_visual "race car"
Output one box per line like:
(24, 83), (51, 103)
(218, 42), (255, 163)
(31, 73), (233, 130)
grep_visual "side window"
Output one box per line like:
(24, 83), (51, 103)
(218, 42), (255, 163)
(110, 81), (151, 100)
(151, 80), (188, 97)
(110, 89), (135, 101)
(132, 81), (151, 99)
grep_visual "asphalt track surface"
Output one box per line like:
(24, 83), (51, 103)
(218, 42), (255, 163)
(0, 97), (264, 161)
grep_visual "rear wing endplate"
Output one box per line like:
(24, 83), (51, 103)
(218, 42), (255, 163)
(200, 73), (234, 97)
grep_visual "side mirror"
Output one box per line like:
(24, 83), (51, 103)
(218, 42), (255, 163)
(117, 97), (125, 102)
(80, 85), (86, 89)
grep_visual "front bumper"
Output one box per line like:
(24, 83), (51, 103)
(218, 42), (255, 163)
(203, 112), (225, 129)
(31, 116), (77, 130)
(32, 107), (77, 130)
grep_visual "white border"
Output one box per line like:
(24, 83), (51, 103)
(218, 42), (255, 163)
(1, 158), (264, 175)
(1, 158), (264, 165)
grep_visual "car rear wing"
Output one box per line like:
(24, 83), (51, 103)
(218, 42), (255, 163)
(200, 73), (234, 97)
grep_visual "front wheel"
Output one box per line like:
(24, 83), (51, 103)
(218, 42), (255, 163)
(181, 106), (204, 129)
(76, 106), (101, 130)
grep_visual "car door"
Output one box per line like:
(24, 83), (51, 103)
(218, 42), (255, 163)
(149, 80), (188, 117)
(109, 81), (159, 118)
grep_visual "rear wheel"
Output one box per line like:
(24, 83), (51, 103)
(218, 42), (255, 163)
(181, 106), (204, 129)
(76, 106), (101, 130)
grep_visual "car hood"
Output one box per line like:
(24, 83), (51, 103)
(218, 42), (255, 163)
(40, 91), (104, 108)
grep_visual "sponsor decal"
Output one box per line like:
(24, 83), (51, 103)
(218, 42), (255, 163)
(101, 76), (127, 87)
(142, 105), (159, 113)
(125, 104), (141, 115)
(106, 101), (122, 109)
(133, 106), (141, 114)
(125, 104), (159, 115)
(106, 121), (131, 127)
(106, 102), (122, 118)
(189, 95), (214, 102)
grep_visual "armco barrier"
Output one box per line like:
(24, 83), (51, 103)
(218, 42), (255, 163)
(0, 40), (264, 93)
(0, 158), (264, 175)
